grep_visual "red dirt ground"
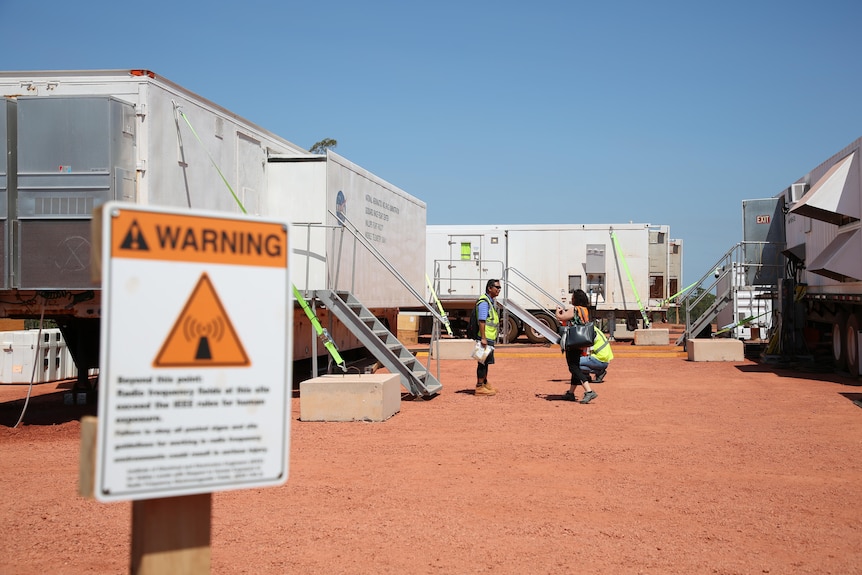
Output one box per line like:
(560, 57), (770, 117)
(2, 341), (862, 574)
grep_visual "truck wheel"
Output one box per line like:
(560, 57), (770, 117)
(832, 313), (848, 371)
(525, 312), (558, 344)
(502, 315), (519, 343)
(846, 315), (861, 376)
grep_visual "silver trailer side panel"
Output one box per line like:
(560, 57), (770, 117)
(0, 99), (11, 290)
(786, 136), (862, 291)
(742, 197), (786, 286)
(15, 97), (135, 288)
(267, 151), (427, 308)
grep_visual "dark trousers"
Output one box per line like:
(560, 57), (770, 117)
(565, 348), (590, 385)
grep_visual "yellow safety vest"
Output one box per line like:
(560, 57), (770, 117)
(477, 294), (499, 341)
(592, 330), (614, 363)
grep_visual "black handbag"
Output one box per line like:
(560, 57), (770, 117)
(559, 309), (595, 349)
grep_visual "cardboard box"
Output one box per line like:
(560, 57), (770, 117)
(397, 329), (419, 345)
(0, 319), (25, 331)
(397, 314), (419, 330)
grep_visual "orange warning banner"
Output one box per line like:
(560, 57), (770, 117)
(110, 208), (287, 267)
(154, 273), (250, 368)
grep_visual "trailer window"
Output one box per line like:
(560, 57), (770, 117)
(649, 275), (664, 299)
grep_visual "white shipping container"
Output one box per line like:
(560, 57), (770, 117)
(0, 70), (431, 363)
(425, 223), (679, 342)
(268, 151), (427, 308)
(427, 223), (660, 312)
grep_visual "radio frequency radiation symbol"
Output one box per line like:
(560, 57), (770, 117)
(153, 273), (250, 367)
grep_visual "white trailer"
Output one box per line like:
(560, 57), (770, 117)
(267, 150), (428, 361)
(0, 70), (431, 383)
(781, 135), (862, 375)
(424, 223), (682, 342)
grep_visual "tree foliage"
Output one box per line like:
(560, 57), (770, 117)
(667, 288), (716, 325)
(309, 138), (337, 155)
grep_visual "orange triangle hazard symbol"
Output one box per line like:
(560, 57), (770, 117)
(154, 273), (250, 368)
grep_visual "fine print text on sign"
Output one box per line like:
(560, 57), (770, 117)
(96, 203), (292, 502)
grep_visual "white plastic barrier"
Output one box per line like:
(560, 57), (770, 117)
(0, 329), (89, 384)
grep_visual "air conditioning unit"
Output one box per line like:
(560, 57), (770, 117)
(790, 182), (809, 202)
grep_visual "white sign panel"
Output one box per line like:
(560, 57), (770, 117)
(95, 202), (291, 502)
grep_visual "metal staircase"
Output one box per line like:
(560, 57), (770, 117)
(500, 267), (563, 344)
(498, 297), (560, 344)
(676, 242), (782, 346)
(678, 278), (733, 345)
(314, 289), (443, 397)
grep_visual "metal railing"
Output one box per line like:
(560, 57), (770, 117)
(503, 266), (563, 315)
(329, 211), (445, 325)
(291, 216), (446, 377)
(679, 241), (784, 344)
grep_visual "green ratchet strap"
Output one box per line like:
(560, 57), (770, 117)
(178, 107), (346, 372)
(425, 274), (453, 336)
(659, 281), (697, 308)
(292, 285), (347, 372)
(178, 108), (247, 215)
(715, 310), (771, 335)
(610, 230), (651, 329)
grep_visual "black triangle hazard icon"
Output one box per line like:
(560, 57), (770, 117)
(153, 273), (250, 368)
(120, 220), (150, 251)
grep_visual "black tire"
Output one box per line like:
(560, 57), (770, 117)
(832, 312), (848, 371)
(525, 312), (558, 344)
(502, 315), (519, 343)
(845, 314), (860, 376)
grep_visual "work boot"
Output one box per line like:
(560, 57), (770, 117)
(594, 370), (606, 383)
(475, 384), (497, 396)
(482, 380), (497, 392)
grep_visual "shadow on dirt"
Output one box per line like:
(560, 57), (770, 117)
(839, 392), (862, 409)
(0, 389), (96, 428)
(536, 392), (578, 402)
(737, 362), (862, 386)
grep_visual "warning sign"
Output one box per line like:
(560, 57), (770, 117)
(96, 202), (291, 503)
(110, 209), (287, 267)
(153, 273), (250, 367)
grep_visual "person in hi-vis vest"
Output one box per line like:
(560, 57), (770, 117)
(473, 279), (501, 396)
(580, 329), (614, 383)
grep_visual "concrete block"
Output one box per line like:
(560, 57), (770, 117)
(300, 373), (401, 422)
(611, 324), (635, 340)
(431, 339), (476, 360)
(687, 338), (745, 362)
(633, 329), (669, 346)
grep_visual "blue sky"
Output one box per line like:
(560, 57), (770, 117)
(2, 0), (860, 284)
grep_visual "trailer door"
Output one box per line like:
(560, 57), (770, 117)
(440, 234), (504, 298)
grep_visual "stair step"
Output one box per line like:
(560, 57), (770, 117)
(314, 288), (442, 398)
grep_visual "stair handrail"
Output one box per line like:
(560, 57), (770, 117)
(429, 258), (506, 297)
(328, 211), (446, 326)
(681, 241), (784, 342)
(682, 243), (739, 341)
(503, 267), (563, 318)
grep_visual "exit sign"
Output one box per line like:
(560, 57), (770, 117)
(756, 215), (771, 224)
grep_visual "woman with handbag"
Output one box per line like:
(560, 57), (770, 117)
(555, 289), (598, 404)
